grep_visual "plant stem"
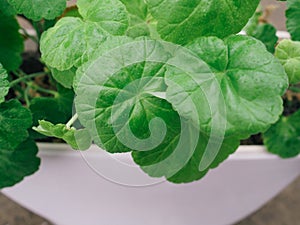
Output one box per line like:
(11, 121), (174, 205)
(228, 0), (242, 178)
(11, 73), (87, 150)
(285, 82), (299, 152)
(27, 82), (58, 96)
(66, 113), (79, 129)
(20, 27), (39, 44)
(24, 86), (31, 107)
(10, 72), (46, 87)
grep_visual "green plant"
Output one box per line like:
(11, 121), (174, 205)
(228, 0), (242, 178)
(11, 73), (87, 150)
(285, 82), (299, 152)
(0, 0), (300, 188)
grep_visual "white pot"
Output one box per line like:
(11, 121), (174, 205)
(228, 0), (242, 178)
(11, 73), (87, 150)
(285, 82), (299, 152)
(2, 143), (300, 225)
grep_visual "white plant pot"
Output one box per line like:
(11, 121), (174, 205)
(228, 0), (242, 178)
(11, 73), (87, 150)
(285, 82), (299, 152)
(2, 143), (300, 225)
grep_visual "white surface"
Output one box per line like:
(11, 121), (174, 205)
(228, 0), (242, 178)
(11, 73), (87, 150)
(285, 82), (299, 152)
(2, 144), (300, 225)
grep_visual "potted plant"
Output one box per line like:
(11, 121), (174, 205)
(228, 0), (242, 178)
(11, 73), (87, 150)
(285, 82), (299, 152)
(1, 0), (300, 225)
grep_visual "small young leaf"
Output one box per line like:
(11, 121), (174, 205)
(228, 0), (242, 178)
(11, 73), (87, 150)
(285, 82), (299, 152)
(0, 138), (40, 188)
(7, 0), (67, 21)
(34, 120), (92, 150)
(0, 64), (9, 103)
(0, 15), (23, 71)
(40, 17), (107, 71)
(0, 99), (32, 150)
(263, 110), (300, 158)
(286, 0), (300, 41)
(146, 0), (260, 44)
(275, 39), (300, 84)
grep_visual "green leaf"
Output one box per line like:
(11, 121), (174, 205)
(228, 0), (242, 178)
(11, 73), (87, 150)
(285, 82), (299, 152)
(0, 138), (40, 188)
(275, 39), (300, 84)
(7, 0), (66, 21)
(286, 0), (300, 41)
(166, 36), (288, 139)
(120, 0), (150, 38)
(40, 17), (107, 71)
(50, 67), (76, 89)
(0, 100), (32, 150)
(0, 64), (9, 103)
(29, 85), (74, 128)
(263, 110), (300, 158)
(250, 24), (278, 53)
(74, 37), (171, 150)
(244, 7), (263, 35)
(77, 0), (129, 35)
(0, 15), (23, 71)
(126, 13), (150, 38)
(76, 62), (168, 151)
(0, 0), (16, 16)
(33, 120), (92, 150)
(147, 0), (260, 44)
(131, 106), (240, 183)
(120, 0), (148, 19)
(168, 136), (239, 183)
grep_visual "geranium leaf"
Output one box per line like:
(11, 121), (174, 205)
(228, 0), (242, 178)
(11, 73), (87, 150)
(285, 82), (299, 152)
(40, 1), (150, 72)
(250, 24), (278, 53)
(0, 0), (16, 16)
(146, 0), (260, 44)
(0, 138), (40, 188)
(7, 0), (66, 21)
(263, 110), (300, 158)
(286, 0), (300, 41)
(77, 0), (129, 35)
(0, 15), (23, 71)
(50, 67), (77, 89)
(275, 39), (300, 84)
(40, 17), (107, 71)
(165, 36), (288, 139)
(30, 85), (74, 127)
(0, 100), (32, 150)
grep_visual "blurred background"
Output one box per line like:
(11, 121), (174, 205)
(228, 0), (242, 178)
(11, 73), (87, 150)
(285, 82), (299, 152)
(1, 0), (299, 225)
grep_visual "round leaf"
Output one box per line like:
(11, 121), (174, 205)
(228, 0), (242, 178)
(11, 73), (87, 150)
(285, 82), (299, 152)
(275, 39), (300, 84)
(263, 110), (300, 158)
(40, 17), (107, 71)
(0, 100), (32, 150)
(7, 0), (66, 21)
(0, 0), (16, 16)
(286, 0), (300, 41)
(250, 23), (278, 53)
(166, 36), (288, 139)
(0, 15), (23, 71)
(77, 0), (129, 35)
(146, 0), (260, 44)
(0, 138), (40, 188)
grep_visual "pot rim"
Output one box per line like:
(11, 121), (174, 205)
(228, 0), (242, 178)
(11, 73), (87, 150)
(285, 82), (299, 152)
(36, 143), (300, 161)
